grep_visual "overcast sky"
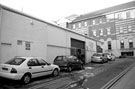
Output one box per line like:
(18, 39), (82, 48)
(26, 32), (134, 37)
(0, 0), (133, 22)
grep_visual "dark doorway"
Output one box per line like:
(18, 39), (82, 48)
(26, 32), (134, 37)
(71, 38), (85, 64)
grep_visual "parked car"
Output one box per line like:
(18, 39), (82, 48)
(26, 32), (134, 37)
(111, 53), (115, 61)
(0, 57), (60, 84)
(103, 53), (112, 61)
(53, 55), (84, 72)
(103, 53), (115, 61)
(91, 53), (108, 63)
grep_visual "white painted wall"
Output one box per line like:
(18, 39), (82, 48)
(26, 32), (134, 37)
(85, 39), (97, 63)
(0, 9), (47, 63)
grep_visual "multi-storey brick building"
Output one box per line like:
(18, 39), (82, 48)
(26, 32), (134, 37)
(68, 1), (135, 57)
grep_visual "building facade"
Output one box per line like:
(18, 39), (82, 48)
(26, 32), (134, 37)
(68, 1), (135, 57)
(0, 4), (99, 63)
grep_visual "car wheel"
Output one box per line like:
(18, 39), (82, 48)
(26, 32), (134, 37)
(68, 66), (72, 72)
(52, 69), (59, 77)
(21, 74), (31, 84)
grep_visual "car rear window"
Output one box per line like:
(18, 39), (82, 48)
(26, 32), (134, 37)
(5, 58), (26, 65)
(66, 56), (76, 59)
(93, 53), (102, 56)
(55, 56), (63, 61)
(103, 53), (110, 55)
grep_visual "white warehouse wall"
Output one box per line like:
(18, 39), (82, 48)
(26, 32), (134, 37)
(0, 9), (47, 63)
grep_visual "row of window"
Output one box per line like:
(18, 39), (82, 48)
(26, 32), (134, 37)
(92, 25), (134, 37)
(17, 40), (31, 50)
(116, 25), (134, 34)
(107, 39), (134, 50)
(72, 9), (135, 29)
(92, 27), (111, 37)
(120, 39), (133, 49)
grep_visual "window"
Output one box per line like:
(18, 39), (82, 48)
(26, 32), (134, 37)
(106, 14), (114, 22)
(121, 11), (126, 19)
(120, 27), (123, 33)
(108, 41), (112, 50)
(55, 56), (63, 61)
(120, 40), (124, 49)
(131, 9), (135, 18)
(17, 40), (22, 45)
(78, 23), (81, 28)
(25, 42), (31, 50)
(129, 39), (133, 48)
(99, 19), (102, 23)
(127, 25), (132, 32)
(126, 11), (131, 19)
(84, 22), (87, 26)
(73, 24), (76, 29)
(107, 27), (111, 35)
(115, 13), (122, 20)
(38, 59), (47, 65)
(92, 20), (95, 25)
(93, 30), (96, 36)
(5, 58), (26, 65)
(27, 59), (39, 66)
(100, 29), (103, 36)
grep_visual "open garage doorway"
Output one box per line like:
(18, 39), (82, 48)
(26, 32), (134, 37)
(70, 38), (85, 64)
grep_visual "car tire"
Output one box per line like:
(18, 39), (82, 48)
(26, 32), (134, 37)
(21, 74), (31, 84)
(68, 66), (72, 72)
(52, 69), (59, 77)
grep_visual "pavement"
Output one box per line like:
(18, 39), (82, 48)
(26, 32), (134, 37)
(110, 65), (135, 89)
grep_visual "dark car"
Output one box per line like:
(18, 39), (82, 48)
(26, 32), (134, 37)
(53, 55), (84, 72)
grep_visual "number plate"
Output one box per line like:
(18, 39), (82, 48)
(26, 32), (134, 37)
(2, 67), (8, 71)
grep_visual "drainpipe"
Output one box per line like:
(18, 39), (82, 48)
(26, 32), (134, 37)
(0, 8), (3, 63)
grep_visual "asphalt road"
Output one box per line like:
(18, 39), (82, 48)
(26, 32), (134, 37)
(0, 57), (135, 89)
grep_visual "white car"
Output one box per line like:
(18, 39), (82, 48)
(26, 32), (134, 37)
(0, 57), (60, 84)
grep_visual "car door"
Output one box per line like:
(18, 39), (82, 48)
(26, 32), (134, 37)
(37, 58), (53, 76)
(27, 58), (42, 78)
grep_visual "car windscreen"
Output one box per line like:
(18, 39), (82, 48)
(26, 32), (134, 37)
(93, 53), (102, 56)
(5, 58), (26, 65)
(103, 53), (109, 56)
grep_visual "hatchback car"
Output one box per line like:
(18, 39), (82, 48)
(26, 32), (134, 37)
(53, 55), (84, 72)
(0, 57), (60, 84)
(91, 53), (108, 63)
